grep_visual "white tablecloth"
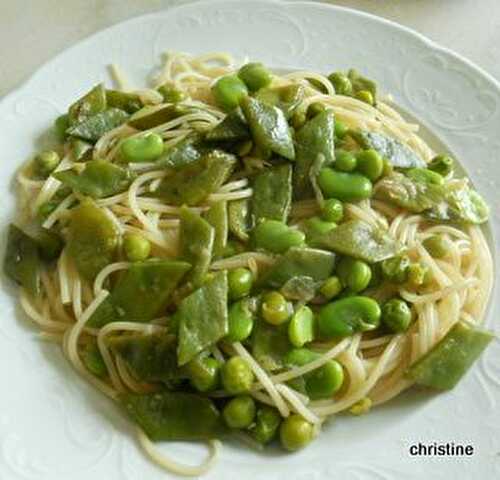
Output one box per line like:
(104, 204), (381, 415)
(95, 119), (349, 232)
(1, 0), (499, 97)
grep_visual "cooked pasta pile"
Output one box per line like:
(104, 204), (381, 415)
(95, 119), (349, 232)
(10, 52), (493, 476)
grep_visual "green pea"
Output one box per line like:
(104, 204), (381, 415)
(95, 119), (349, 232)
(34, 150), (60, 177)
(318, 296), (381, 338)
(250, 405), (282, 444)
(304, 216), (337, 241)
(261, 291), (292, 326)
(406, 168), (444, 186)
(407, 263), (428, 288)
(382, 298), (412, 333)
(381, 255), (410, 283)
(123, 233), (151, 262)
(306, 358), (344, 399)
(280, 414), (314, 451)
(228, 267), (253, 300)
(306, 102), (326, 119)
(238, 63), (272, 92)
(335, 149), (357, 172)
(428, 154), (453, 177)
(334, 119), (348, 140)
(356, 149), (384, 181)
(227, 299), (255, 342)
(120, 133), (164, 163)
(321, 198), (344, 223)
(318, 168), (373, 202)
(221, 356), (254, 394)
(288, 306), (315, 348)
(187, 356), (220, 392)
(320, 276), (343, 300)
(328, 72), (353, 96)
(355, 90), (374, 106)
(54, 114), (69, 141)
(212, 75), (248, 111)
(253, 220), (305, 254)
(157, 82), (187, 103)
(337, 257), (372, 293)
(423, 234), (449, 259)
(223, 395), (256, 429)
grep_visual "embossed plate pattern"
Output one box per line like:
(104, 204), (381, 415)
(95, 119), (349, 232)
(0, 1), (499, 479)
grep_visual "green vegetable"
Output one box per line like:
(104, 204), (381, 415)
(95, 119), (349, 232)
(221, 356), (254, 394)
(252, 320), (290, 371)
(122, 392), (223, 441)
(382, 298), (412, 333)
(106, 89), (143, 113)
(288, 306), (315, 348)
(381, 255), (410, 283)
(253, 220), (305, 254)
(110, 334), (181, 383)
(176, 271), (228, 365)
(186, 355), (220, 392)
(337, 257), (372, 293)
(128, 104), (190, 130)
(318, 168), (372, 202)
(406, 168), (444, 186)
(318, 296), (381, 338)
(313, 219), (403, 263)
(423, 234), (449, 259)
(355, 90), (374, 106)
(294, 111), (335, 197)
(180, 207), (214, 289)
(157, 82), (187, 103)
(3, 224), (41, 295)
(252, 164), (292, 223)
(156, 133), (205, 169)
(228, 199), (251, 242)
(120, 133), (164, 162)
(321, 198), (344, 223)
(67, 108), (129, 143)
(238, 63), (272, 92)
(334, 149), (357, 172)
(348, 69), (377, 103)
(353, 131), (426, 169)
(280, 276), (316, 302)
(227, 298), (255, 342)
(334, 119), (348, 139)
(304, 217), (337, 242)
(35, 229), (64, 261)
(407, 263), (427, 288)
(406, 321), (494, 390)
(223, 395), (256, 429)
(205, 109), (249, 142)
(87, 259), (190, 328)
(261, 291), (292, 326)
(320, 276), (343, 300)
(123, 233), (151, 262)
(69, 138), (92, 161)
(280, 415), (313, 451)
(54, 114), (70, 141)
(67, 200), (120, 280)
(212, 75), (248, 111)
(429, 154), (453, 176)
(228, 267), (253, 301)
(68, 84), (107, 125)
(156, 149), (236, 205)
(255, 84), (304, 119)
(82, 341), (107, 378)
(250, 405), (282, 444)
(205, 201), (228, 258)
(240, 96), (295, 160)
(34, 150), (60, 177)
(259, 247), (335, 288)
(328, 72), (353, 96)
(53, 160), (133, 198)
(356, 149), (384, 181)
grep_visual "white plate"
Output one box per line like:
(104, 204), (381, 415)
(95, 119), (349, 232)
(1, 1), (499, 479)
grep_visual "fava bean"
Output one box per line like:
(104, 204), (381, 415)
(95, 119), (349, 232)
(120, 133), (164, 163)
(253, 220), (305, 254)
(356, 149), (383, 181)
(304, 216), (337, 240)
(407, 168), (444, 186)
(238, 63), (272, 92)
(337, 257), (372, 293)
(318, 296), (381, 338)
(318, 168), (372, 202)
(228, 267), (253, 300)
(261, 291), (292, 326)
(328, 72), (353, 96)
(335, 149), (357, 172)
(320, 276), (343, 300)
(288, 305), (315, 347)
(212, 75), (248, 111)
(227, 299), (255, 342)
(428, 154), (453, 177)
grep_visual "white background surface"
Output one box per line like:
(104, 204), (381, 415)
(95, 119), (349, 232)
(2, 0), (500, 98)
